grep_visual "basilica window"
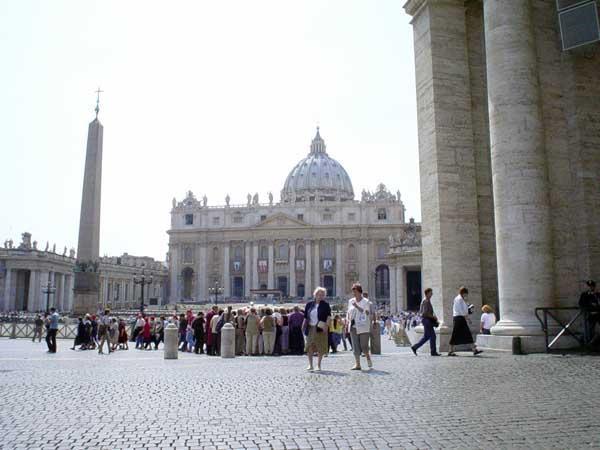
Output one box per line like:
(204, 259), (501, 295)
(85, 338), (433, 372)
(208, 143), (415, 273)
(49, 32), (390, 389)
(260, 215), (267, 221)
(212, 217), (220, 225)
(377, 208), (387, 220)
(185, 214), (194, 225)
(377, 243), (387, 259)
(297, 245), (305, 259)
(347, 212), (356, 222)
(277, 243), (288, 260)
(183, 247), (193, 264)
(213, 247), (220, 261)
(322, 242), (334, 259)
(323, 213), (333, 222)
(348, 244), (356, 260)
(297, 214), (304, 221)
(260, 246), (268, 259)
(233, 246), (243, 262)
(233, 215), (243, 224)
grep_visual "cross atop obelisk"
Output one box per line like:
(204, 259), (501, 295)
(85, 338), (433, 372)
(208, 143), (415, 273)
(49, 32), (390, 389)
(94, 87), (103, 119)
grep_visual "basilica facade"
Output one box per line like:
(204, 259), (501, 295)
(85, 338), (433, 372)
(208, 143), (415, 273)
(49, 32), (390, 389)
(168, 129), (422, 310)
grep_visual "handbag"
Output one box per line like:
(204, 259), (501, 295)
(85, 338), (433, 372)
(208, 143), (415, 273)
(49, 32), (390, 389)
(317, 321), (328, 332)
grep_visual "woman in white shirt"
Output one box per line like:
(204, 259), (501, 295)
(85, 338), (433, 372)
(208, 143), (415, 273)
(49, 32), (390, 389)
(448, 286), (482, 356)
(347, 283), (373, 370)
(480, 304), (496, 335)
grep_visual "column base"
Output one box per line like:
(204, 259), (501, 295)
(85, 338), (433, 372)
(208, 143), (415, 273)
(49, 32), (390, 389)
(490, 319), (545, 337)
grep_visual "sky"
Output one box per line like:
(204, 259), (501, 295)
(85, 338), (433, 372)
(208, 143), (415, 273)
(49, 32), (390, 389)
(0, 0), (419, 262)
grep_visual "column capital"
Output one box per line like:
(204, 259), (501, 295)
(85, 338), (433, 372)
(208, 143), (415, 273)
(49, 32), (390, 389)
(404, 0), (464, 18)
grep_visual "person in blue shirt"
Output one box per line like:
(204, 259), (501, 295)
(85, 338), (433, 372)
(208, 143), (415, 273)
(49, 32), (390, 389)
(45, 307), (60, 353)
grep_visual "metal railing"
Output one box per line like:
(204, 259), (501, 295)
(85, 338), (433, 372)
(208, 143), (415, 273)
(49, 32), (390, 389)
(534, 306), (584, 352)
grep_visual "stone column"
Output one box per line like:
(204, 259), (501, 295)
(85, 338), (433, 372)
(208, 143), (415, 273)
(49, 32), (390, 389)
(267, 242), (274, 289)
(39, 271), (49, 311)
(305, 240), (312, 298)
(245, 242), (252, 296)
(484, 0), (553, 336)
(359, 240), (369, 291)
(223, 244), (231, 297)
(169, 245), (179, 303)
(197, 244), (207, 303)
(3, 268), (13, 311)
(404, 0), (484, 331)
(335, 240), (344, 298)
(252, 242), (259, 290)
(397, 266), (406, 313)
(55, 273), (64, 311)
(66, 274), (74, 311)
(28, 270), (38, 311)
(389, 263), (397, 313)
(289, 241), (296, 297)
(313, 240), (320, 290)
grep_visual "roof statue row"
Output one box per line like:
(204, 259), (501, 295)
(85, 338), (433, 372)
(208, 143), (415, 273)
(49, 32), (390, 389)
(2, 232), (75, 258)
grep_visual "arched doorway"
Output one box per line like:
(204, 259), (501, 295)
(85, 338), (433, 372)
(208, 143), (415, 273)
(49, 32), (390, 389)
(297, 283), (305, 298)
(323, 275), (334, 297)
(375, 265), (390, 299)
(182, 267), (194, 300)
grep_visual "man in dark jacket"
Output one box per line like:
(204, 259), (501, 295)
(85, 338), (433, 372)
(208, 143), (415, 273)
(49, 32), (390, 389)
(411, 288), (441, 356)
(192, 313), (205, 354)
(579, 280), (600, 345)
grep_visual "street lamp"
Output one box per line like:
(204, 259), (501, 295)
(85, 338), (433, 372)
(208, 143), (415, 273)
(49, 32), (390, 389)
(208, 280), (224, 305)
(42, 280), (56, 313)
(133, 265), (153, 314)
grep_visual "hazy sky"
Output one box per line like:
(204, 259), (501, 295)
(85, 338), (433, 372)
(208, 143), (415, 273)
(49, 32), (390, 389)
(0, 1), (419, 261)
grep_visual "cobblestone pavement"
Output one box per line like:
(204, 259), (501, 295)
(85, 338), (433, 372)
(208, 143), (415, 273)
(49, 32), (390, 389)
(0, 338), (599, 450)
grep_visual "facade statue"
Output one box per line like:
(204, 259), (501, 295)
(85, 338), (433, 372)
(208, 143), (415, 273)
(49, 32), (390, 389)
(397, 190), (401, 202)
(268, 192), (273, 206)
(253, 193), (259, 205)
(33, 241), (38, 250)
(172, 197), (177, 209)
(203, 195), (208, 207)
(225, 194), (230, 206)
(19, 232), (32, 250)
(247, 193), (252, 206)
(69, 248), (76, 258)
(45, 242), (49, 252)
(52, 243), (56, 253)
(8, 239), (13, 248)
(63, 246), (67, 256)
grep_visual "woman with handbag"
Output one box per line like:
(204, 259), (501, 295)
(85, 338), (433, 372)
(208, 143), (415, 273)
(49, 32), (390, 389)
(303, 287), (332, 371)
(448, 286), (483, 356)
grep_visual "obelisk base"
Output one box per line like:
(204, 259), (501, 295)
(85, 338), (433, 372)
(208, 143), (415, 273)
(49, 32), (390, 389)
(73, 272), (100, 316)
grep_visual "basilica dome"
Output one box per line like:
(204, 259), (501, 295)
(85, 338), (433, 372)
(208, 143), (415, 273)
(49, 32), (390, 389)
(281, 128), (355, 202)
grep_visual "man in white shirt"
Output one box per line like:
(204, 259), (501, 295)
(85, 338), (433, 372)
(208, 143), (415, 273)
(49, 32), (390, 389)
(98, 309), (113, 354)
(347, 283), (373, 370)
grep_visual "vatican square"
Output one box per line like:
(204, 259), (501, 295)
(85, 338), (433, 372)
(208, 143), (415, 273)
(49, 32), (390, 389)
(2, 1), (600, 449)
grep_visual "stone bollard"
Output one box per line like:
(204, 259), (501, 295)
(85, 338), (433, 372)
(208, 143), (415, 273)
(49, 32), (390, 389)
(163, 323), (178, 360)
(371, 322), (382, 355)
(220, 323), (235, 358)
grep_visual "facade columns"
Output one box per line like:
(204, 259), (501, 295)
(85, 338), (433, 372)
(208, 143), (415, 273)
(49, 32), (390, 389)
(289, 241), (296, 297)
(223, 244), (231, 297)
(305, 240), (312, 298)
(267, 242), (274, 289)
(397, 266), (406, 313)
(3, 268), (13, 311)
(38, 271), (49, 311)
(169, 245), (179, 303)
(359, 240), (368, 292)
(27, 269), (38, 311)
(196, 244), (207, 303)
(484, 0), (553, 335)
(245, 242), (252, 296)
(335, 240), (344, 298)
(252, 242), (259, 290)
(389, 263), (397, 312)
(55, 273), (64, 311)
(313, 240), (320, 290)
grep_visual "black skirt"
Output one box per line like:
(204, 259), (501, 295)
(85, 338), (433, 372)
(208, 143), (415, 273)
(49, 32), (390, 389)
(449, 316), (474, 346)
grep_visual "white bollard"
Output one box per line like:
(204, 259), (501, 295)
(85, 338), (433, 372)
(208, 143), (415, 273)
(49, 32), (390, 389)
(220, 323), (235, 358)
(164, 323), (178, 360)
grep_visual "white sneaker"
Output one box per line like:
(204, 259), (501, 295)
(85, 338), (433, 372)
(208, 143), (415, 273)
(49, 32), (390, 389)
(305, 366), (314, 371)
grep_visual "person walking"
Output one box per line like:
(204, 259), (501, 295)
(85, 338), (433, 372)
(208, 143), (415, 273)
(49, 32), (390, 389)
(411, 288), (441, 356)
(205, 306), (218, 356)
(448, 286), (482, 356)
(245, 308), (260, 356)
(71, 317), (85, 350)
(153, 317), (164, 350)
(303, 287), (331, 371)
(260, 309), (277, 356)
(178, 314), (188, 352)
(46, 307), (59, 353)
(347, 283), (373, 370)
(235, 309), (245, 355)
(118, 318), (129, 350)
(192, 312), (205, 354)
(32, 314), (44, 343)
(98, 309), (113, 354)
(280, 308), (290, 354)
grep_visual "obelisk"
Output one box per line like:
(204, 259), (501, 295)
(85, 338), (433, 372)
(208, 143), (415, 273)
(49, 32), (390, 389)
(73, 89), (104, 315)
